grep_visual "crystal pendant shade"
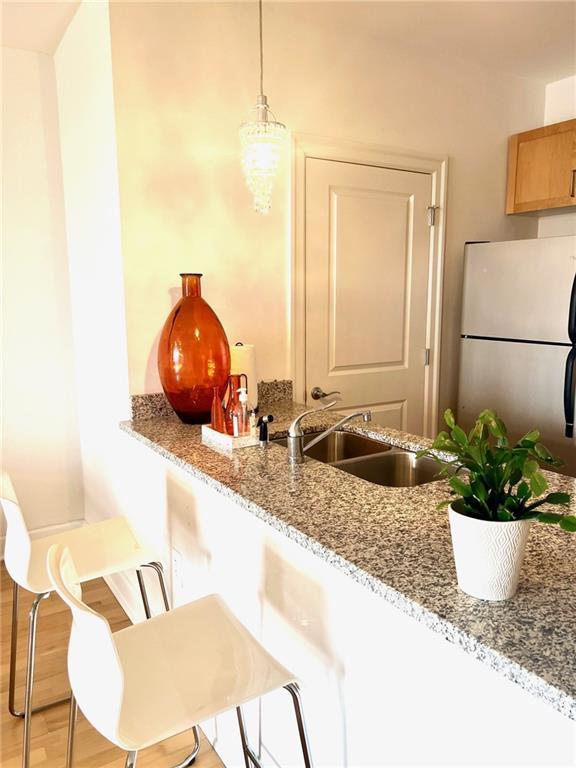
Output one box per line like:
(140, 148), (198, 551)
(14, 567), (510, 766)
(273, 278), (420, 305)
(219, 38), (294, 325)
(240, 99), (286, 214)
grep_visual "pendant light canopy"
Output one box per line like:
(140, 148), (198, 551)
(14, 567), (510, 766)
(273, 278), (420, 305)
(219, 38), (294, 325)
(240, 0), (286, 214)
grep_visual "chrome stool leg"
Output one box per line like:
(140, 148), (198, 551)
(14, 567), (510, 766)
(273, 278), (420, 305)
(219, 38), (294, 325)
(22, 591), (50, 768)
(125, 750), (138, 768)
(236, 706), (263, 768)
(8, 582), (69, 718)
(171, 726), (201, 768)
(143, 561), (171, 612)
(285, 683), (313, 768)
(137, 561), (170, 619)
(136, 569), (152, 619)
(65, 694), (78, 768)
(8, 580), (21, 717)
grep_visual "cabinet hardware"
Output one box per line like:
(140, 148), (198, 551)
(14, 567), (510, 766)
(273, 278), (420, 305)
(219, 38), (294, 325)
(424, 348), (431, 366)
(571, 169), (576, 198)
(427, 206), (438, 227)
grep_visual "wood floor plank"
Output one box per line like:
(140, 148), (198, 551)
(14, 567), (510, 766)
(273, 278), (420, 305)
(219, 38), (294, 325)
(0, 562), (225, 767)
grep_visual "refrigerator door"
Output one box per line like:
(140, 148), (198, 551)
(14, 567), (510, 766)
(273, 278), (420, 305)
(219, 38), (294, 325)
(458, 338), (576, 476)
(462, 236), (576, 344)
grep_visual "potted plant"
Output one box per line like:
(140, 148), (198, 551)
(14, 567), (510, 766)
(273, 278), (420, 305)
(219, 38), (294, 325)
(418, 409), (575, 601)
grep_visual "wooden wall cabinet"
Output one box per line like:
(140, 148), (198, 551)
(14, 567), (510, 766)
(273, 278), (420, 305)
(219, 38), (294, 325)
(506, 118), (576, 214)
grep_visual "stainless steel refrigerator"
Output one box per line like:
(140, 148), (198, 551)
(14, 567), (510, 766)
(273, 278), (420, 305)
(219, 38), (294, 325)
(458, 235), (576, 476)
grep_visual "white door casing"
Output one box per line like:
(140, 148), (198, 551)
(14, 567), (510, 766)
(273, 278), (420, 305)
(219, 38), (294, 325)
(292, 137), (447, 437)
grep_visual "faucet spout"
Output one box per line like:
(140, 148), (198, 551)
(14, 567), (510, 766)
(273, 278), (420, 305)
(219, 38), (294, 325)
(286, 408), (372, 464)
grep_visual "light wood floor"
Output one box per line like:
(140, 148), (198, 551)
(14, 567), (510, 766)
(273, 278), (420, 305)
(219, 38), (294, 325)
(0, 563), (225, 768)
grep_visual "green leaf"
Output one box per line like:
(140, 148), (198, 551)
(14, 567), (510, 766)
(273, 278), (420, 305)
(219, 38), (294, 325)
(471, 478), (488, 502)
(520, 510), (541, 520)
(545, 492), (571, 506)
(517, 481), (531, 500)
(533, 443), (550, 460)
(466, 445), (483, 466)
(451, 425), (468, 447)
(444, 409), (456, 429)
(519, 429), (540, 445)
(449, 476), (473, 497)
(509, 467), (523, 486)
(524, 459), (539, 477)
(437, 500), (451, 511)
(530, 472), (548, 497)
(497, 508), (513, 521)
(559, 516), (576, 532)
(538, 512), (564, 524)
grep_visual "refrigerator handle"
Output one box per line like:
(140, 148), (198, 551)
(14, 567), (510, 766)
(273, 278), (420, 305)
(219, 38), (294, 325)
(569, 272), (576, 344)
(564, 347), (576, 439)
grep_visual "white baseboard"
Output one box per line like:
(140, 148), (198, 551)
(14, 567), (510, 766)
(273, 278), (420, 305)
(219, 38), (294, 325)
(0, 518), (84, 560)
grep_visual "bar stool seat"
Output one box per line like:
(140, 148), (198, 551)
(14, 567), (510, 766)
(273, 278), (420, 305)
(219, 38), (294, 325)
(112, 594), (293, 750)
(48, 544), (313, 768)
(25, 516), (159, 594)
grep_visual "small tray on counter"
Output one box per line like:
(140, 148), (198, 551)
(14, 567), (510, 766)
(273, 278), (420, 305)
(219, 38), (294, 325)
(201, 424), (259, 451)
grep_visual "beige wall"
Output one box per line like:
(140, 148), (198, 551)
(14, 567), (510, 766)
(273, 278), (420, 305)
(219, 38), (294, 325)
(109, 2), (542, 415)
(544, 75), (576, 124)
(1, 46), (84, 535)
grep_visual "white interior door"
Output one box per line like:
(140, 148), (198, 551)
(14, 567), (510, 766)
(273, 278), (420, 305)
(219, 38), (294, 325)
(305, 157), (433, 433)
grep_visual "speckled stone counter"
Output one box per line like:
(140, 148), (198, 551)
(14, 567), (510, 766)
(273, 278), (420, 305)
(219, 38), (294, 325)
(120, 401), (576, 721)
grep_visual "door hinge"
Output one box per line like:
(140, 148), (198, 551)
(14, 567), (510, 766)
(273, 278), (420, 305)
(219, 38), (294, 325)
(424, 348), (431, 366)
(427, 206), (438, 227)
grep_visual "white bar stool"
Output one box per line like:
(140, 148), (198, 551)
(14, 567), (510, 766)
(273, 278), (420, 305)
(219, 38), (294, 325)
(47, 543), (314, 768)
(0, 472), (199, 768)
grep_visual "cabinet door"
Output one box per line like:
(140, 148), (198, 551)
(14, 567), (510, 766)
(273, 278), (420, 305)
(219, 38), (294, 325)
(506, 119), (576, 214)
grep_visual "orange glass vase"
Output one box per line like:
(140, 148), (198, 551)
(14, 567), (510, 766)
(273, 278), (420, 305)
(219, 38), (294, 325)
(158, 274), (230, 424)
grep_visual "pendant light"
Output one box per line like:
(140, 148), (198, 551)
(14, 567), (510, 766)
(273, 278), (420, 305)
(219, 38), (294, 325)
(240, 0), (286, 214)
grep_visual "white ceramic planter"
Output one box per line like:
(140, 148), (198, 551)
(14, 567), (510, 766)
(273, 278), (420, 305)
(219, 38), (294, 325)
(448, 505), (533, 601)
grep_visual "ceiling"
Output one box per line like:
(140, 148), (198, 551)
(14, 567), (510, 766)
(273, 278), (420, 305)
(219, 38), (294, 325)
(304, 1), (576, 84)
(2, 1), (80, 55)
(2, 0), (574, 83)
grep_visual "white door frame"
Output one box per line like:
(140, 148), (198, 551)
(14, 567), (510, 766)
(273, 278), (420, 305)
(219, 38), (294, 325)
(291, 134), (448, 437)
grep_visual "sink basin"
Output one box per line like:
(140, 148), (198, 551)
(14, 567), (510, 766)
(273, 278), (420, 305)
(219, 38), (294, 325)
(333, 451), (445, 487)
(272, 430), (391, 463)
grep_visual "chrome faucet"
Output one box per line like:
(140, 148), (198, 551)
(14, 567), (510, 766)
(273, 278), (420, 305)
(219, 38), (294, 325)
(286, 404), (372, 464)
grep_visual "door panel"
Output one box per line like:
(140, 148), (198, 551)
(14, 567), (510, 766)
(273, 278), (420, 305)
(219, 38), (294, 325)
(305, 158), (432, 435)
(330, 187), (410, 369)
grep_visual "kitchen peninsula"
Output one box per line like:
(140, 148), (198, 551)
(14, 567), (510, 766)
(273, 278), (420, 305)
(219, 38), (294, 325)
(119, 397), (576, 767)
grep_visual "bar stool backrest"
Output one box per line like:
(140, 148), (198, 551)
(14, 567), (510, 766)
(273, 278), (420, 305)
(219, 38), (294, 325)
(47, 544), (125, 747)
(1, 470), (32, 589)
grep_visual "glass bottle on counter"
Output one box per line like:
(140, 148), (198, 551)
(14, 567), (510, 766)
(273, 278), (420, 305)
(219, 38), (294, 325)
(231, 387), (256, 437)
(224, 374), (247, 434)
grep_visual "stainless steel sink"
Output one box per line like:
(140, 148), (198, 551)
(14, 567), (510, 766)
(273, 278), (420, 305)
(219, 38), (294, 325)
(272, 430), (391, 463)
(332, 451), (445, 487)
(272, 430), (446, 487)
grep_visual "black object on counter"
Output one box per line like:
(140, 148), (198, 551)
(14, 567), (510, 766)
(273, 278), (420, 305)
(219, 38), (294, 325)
(257, 415), (274, 446)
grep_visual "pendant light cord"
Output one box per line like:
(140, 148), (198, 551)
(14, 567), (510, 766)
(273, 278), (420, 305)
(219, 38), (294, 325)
(259, 0), (264, 97)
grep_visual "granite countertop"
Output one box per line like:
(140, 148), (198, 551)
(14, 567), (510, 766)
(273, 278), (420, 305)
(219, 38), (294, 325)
(121, 400), (576, 721)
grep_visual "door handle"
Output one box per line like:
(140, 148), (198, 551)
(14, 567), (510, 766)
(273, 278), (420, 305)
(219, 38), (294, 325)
(569, 272), (576, 344)
(311, 387), (342, 401)
(571, 169), (576, 198)
(563, 347), (576, 438)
